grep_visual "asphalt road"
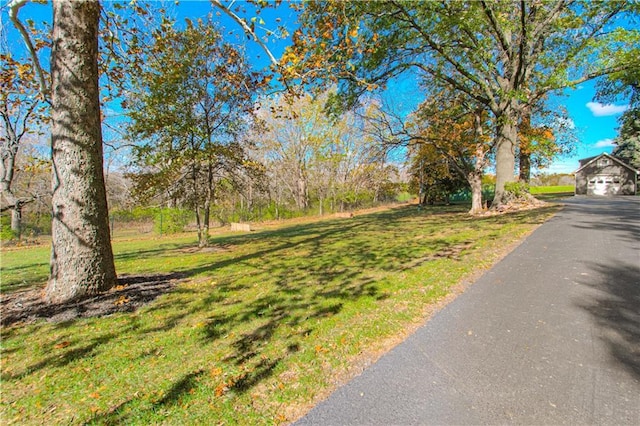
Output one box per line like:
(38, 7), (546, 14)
(296, 197), (640, 425)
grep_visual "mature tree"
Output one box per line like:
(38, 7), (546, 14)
(45, 0), (116, 302)
(287, 0), (636, 207)
(596, 33), (640, 170)
(127, 19), (263, 247)
(312, 99), (390, 213)
(253, 92), (332, 211)
(252, 90), (391, 214)
(409, 143), (468, 206)
(596, 42), (640, 109)
(612, 109), (640, 170)
(8, 0), (281, 301)
(0, 53), (48, 237)
(361, 87), (492, 214)
(409, 97), (493, 214)
(9, 0), (118, 301)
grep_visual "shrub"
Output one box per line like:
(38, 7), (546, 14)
(154, 208), (191, 235)
(0, 215), (17, 242)
(395, 191), (414, 203)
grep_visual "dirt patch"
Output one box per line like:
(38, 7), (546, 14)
(0, 273), (185, 327)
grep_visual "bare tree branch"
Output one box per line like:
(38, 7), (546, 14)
(209, 0), (278, 67)
(8, 0), (50, 104)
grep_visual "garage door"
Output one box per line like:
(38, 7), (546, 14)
(587, 175), (621, 195)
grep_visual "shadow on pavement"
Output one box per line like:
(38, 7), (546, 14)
(577, 260), (640, 380)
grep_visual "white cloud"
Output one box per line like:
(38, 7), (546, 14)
(585, 102), (628, 117)
(594, 138), (617, 148)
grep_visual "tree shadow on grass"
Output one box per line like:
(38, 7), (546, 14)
(0, 273), (186, 327)
(85, 369), (206, 425)
(3, 204), (560, 424)
(1, 333), (116, 382)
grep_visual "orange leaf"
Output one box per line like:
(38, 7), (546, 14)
(114, 295), (130, 306)
(214, 383), (227, 397)
(54, 341), (71, 349)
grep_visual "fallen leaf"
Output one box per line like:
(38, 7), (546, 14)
(114, 295), (130, 306)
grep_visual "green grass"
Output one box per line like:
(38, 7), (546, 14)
(0, 204), (558, 425)
(529, 185), (575, 202)
(529, 185), (574, 194)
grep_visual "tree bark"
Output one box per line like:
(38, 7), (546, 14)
(1, 118), (21, 238)
(468, 172), (483, 215)
(492, 112), (517, 208)
(45, 0), (117, 303)
(468, 110), (488, 215)
(195, 205), (204, 247)
(296, 169), (308, 210)
(11, 201), (22, 237)
(200, 163), (213, 248)
(519, 150), (531, 183)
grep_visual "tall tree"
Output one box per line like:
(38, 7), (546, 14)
(8, 0), (282, 302)
(252, 92), (332, 211)
(45, 0), (116, 302)
(252, 90), (391, 214)
(596, 33), (640, 169)
(286, 0), (636, 207)
(127, 19), (263, 247)
(0, 53), (47, 237)
(408, 97), (493, 214)
(612, 108), (640, 170)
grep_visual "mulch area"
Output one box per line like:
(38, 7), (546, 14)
(1, 273), (185, 328)
(474, 194), (549, 216)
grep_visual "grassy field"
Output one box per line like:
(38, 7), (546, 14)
(529, 185), (575, 194)
(1, 204), (558, 425)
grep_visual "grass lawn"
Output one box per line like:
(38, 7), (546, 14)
(1, 204), (558, 425)
(530, 185), (575, 194)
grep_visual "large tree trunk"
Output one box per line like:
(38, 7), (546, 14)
(45, 0), (117, 303)
(518, 106), (533, 183)
(468, 172), (483, 215)
(519, 150), (531, 183)
(1, 136), (21, 237)
(1, 186), (22, 238)
(492, 115), (517, 208)
(468, 110), (487, 215)
(11, 201), (22, 237)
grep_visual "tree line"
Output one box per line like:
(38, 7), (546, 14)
(2, 0), (638, 303)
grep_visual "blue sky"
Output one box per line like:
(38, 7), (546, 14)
(2, 0), (630, 175)
(545, 80), (628, 174)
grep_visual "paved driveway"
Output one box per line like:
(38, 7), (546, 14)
(297, 197), (640, 425)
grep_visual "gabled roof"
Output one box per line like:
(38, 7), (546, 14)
(574, 152), (639, 174)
